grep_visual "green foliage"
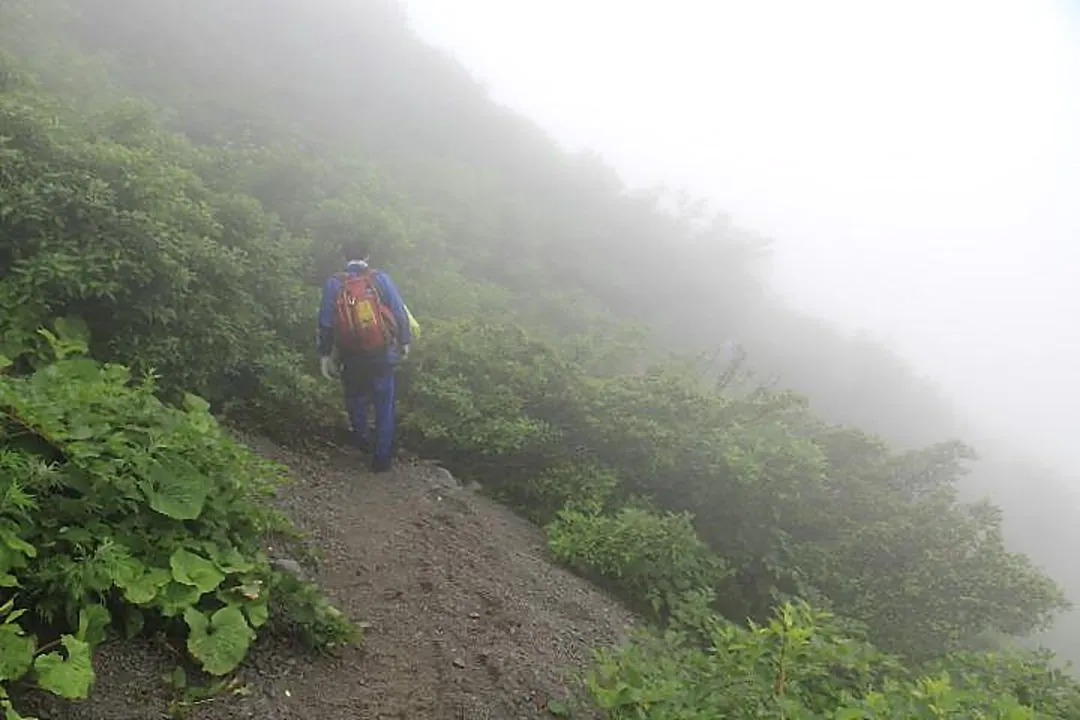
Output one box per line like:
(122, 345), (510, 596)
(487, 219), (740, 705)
(0, 3), (1077, 715)
(398, 319), (569, 471)
(403, 317), (1066, 661)
(512, 462), (620, 525)
(0, 327), (354, 714)
(922, 650), (1080, 718)
(547, 507), (728, 620)
(586, 600), (1080, 719)
(0, 57), (327, 440)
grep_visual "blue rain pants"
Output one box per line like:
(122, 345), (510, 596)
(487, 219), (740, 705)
(342, 356), (396, 466)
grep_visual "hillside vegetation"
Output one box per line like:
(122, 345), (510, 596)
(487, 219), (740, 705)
(2, 0), (1080, 716)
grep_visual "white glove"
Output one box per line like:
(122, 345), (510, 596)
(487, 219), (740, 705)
(401, 344), (410, 360)
(319, 355), (335, 380)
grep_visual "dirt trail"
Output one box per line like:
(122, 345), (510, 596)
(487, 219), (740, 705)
(20, 437), (635, 720)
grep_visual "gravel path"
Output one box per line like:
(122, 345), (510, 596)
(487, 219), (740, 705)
(18, 437), (636, 719)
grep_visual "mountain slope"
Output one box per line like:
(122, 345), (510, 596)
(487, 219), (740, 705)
(1, 0), (961, 443)
(0, 0), (1067, 656)
(3, 1), (1080, 715)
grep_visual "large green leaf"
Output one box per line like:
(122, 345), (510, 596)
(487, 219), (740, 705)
(0, 625), (34, 682)
(141, 458), (210, 520)
(244, 597), (269, 629)
(155, 582), (203, 617)
(76, 605), (111, 646)
(184, 606), (255, 676)
(170, 549), (225, 594)
(117, 566), (171, 605)
(211, 545), (255, 575)
(33, 635), (93, 699)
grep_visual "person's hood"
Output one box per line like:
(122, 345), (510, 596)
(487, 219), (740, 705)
(345, 259), (369, 273)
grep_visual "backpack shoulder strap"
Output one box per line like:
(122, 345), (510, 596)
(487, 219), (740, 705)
(363, 267), (389, 302)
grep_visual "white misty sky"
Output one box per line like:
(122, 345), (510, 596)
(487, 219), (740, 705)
(402, 0), (1080, 469)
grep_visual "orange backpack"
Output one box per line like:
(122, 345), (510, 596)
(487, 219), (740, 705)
(332, 270), (397, 354)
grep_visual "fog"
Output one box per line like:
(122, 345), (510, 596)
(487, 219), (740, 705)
(2, 0), (1078, 690)
(402, 0), (1080, 473)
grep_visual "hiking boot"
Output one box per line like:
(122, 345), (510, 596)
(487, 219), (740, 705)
(371, 456), (392, 474)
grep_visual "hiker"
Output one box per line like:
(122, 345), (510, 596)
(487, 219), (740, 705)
(317, 241), (413, 473)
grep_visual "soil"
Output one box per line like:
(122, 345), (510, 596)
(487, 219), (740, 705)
(16, 436), (636, 720)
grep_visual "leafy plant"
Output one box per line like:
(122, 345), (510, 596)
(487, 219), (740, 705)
(547, 506), (728, 620)
(585, 600), (1080, 719)
(0, 324), (354, 715)
(509, 462), (620, 525)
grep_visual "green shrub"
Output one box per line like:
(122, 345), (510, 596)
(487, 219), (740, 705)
(0, 64), (330, 440)
(586, 600), (1080, 719)
(0, 327), (354, 716)
(502, 462), (620, 525)
(546, 506), (727, 619)
(397, 319), (568, 476)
